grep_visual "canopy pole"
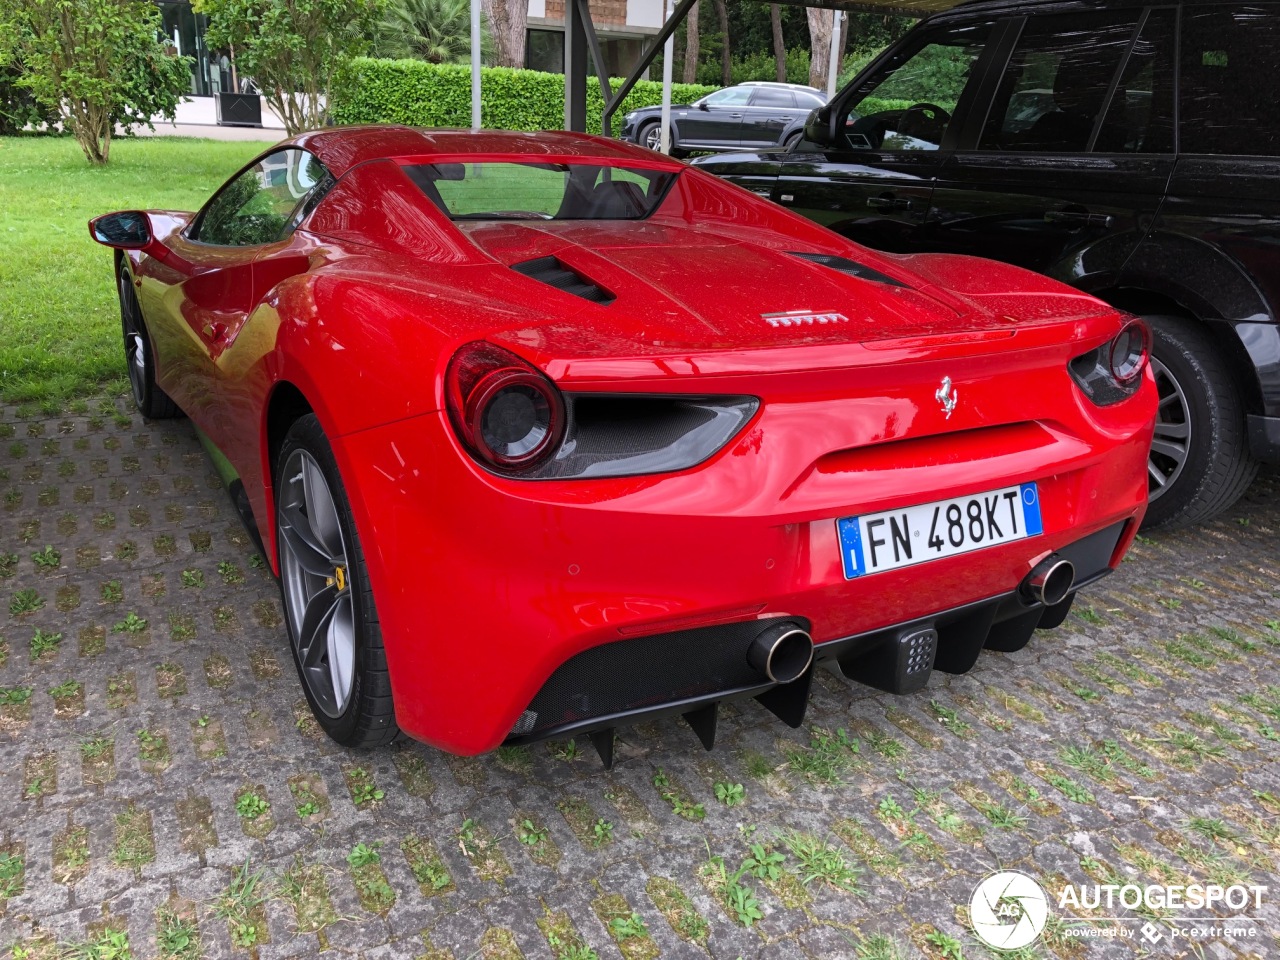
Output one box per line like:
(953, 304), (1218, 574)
(600, 0), (698, 134)
(470, 0), (481, 129)
(827, 8), (842, 98)
(660, 0), (674, 152)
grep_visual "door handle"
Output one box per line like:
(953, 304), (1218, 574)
(1044, 210), (1113, 228)
(867, 196), (914, 211)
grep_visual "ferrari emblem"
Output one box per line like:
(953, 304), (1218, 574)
(936, 376), (958, 419)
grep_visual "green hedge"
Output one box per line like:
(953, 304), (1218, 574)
(330, 57), (719, 133)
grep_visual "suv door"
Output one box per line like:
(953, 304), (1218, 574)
(772, 22), (996, 251)
(679, 87), (751, 147)
(924, 8), (1175, 281)
(740, 87), (800, 149)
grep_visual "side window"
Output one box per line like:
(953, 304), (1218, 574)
(1179, 5), (1280, 156)
(1095, 9), (1175, 153)
(194, 149), (329, 246)
(840, 24), (992, 152)
(750, 88), (796, 108)
(979, 12), (1142, 153)
(701, 87), (753, 107)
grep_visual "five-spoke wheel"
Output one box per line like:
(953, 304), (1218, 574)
(276, 414), (398, 745)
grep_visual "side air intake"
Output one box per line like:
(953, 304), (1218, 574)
(788, 251), (909, 288)
(511, 256), (615, 304)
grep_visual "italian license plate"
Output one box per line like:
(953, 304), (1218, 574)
(837, 482), (1043, 579)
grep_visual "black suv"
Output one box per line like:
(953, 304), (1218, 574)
(693, 0), (1280, 528)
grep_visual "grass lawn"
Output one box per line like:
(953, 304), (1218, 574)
(0, 135), (272, 407)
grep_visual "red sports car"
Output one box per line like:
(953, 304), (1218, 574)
(90, 127), (1155, 764)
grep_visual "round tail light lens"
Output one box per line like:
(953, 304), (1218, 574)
(1108, 319), (1150, 384)
(446, 342), (564, 471)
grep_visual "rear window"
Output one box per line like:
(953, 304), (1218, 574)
(403, 162), (678, 221)
(1180, 5), (1280, 156)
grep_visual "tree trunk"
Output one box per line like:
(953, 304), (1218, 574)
(481, 0), (528, 68)
(806, 6), (833, 91)
(713, 0), (730, 85)
(682, 2), (699, 85)
(770, 4), (785, 83)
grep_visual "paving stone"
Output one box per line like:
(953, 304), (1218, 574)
(1, 398), (1278, 958)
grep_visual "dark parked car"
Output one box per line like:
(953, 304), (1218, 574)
(620, 81), (827, 157)
(694, 0), (1280, 528)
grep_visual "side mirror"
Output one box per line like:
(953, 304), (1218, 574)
(697, 101), (710, 111)
(803, 105), (837, 146)
(88, 211), (152, 249)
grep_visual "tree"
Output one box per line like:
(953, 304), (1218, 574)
(0, 0), (189, 164)
(194, 0), (384, 135)
(377, 0), (487, 63)
(481, 0), (525, 68)
(806, 6), (832, 91)
(682, 1), (699, 85)
(712, 0), (730, 85)
(769, 4), (785, 83)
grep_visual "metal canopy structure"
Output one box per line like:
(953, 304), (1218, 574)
(560, 0), (961, 136)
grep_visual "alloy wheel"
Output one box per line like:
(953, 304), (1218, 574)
(119, 270), (147, 408)
(277, 449), (356, 718)
(1147, 355), (1191, 502)
(643, 124), (664, 151)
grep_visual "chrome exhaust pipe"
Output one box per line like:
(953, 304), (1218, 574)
(1021, 556), (1074, 607)
(747, 622), (814, 684)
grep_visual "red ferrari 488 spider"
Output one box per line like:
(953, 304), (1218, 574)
(90, 127), (1155, 764)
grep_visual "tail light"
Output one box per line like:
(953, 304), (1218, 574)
(445, 342), (758, 480)
(446, 342), (564, 472)
(1108, 319), (1149, 384)
(1068, 317), (1150, 406)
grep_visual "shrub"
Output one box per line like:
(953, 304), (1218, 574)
(0, 0), (189, 163)
(331, 57), (719, 133)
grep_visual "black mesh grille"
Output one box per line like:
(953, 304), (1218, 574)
(788, 251), (908, 288)
(518, 617), (806, 738)
(511, 256), (615, 304)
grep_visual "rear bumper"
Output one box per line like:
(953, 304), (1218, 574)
(505, 520), (1127, 748)
(335, 369), (1152, 754)
(1248, 414), (1280, 462)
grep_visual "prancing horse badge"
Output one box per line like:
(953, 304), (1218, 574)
(936, 376), (958, 419)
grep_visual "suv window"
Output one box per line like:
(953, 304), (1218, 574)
(1180, 5), (1280, 156)
(194, 149), (328, 246)
(701, 87), (753, 107)
(980, 11), (1143, 153)
(1095, 9), (1175, 153)
(751, 88), (795, 108)
(840, 24), (991, 152)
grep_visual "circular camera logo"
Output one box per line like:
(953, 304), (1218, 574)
(970, 871), (1050, 950)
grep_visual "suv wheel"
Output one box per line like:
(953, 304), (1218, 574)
(1143, 314), (1258, 528)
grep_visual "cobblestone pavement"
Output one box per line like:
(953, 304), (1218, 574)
(0, 395), (1278, 960)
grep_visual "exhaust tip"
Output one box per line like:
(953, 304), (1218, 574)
(1021, 556), (1074, 607)
(747, 622), (814, 684)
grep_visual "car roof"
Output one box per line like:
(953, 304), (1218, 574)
(943, 0), (1276, 19)
(739, 81), (825, 93)
(284, 126), (677, 178)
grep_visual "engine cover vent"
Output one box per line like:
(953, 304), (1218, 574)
(511, 256), (615, 304)
(788, 251), (909, 288)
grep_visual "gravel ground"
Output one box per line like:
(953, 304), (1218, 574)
(0, 396), (1277, 960)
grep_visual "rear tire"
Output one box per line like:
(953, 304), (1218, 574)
(1142, 314), (1258, 529)
(275, 414), (399, 747)
(118, 260), (180, 420)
